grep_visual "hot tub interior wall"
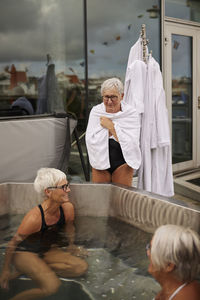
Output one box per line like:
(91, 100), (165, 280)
(0, 183), (200, 234)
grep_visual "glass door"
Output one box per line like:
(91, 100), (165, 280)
(164, 22), (199, 172)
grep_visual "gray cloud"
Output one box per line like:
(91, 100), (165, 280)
(0, 0), (42, 33)
(0, 0), (160, 76)
(0, 0), (85, 62)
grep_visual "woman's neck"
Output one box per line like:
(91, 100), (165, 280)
(157, 277), (186, 300)
(42, 199), (60, 215)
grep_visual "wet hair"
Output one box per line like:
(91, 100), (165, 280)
(151, 224), (200, 282)
(34, 168), (66, 196)
(101, 78), (123, 95)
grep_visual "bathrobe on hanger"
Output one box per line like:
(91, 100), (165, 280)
(138, 56), (174, 197)
(123, 37), (147, 115)
(85, 102), (141, 171)
(126, 37), (143, 65)
(123, 60), (147, 115)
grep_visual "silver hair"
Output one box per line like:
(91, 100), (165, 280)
(101, 78), (124, 95)
(34, 167), (66, 197)
(151, 224), (200, 282)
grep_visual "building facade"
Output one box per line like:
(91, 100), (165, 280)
(0, 0), (199, 180)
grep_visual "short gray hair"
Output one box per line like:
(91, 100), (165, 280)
(151, 225), (200, 282)
(34, 168), (66, 196)
(101, 78), (123, 95)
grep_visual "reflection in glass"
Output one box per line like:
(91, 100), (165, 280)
(172, 34), (192, 164)
(0, 0), (161, 181)
(87, 0), (160, 110)
(0, 1), (85, 117)
(0, 0), (86, 180)
(166, 0), (200, 23)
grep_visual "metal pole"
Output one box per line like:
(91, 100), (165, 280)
(74, 127), (89, 181)
(83, 0), (90, 180)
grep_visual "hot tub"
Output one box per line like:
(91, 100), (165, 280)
(0, 182), (200, 300)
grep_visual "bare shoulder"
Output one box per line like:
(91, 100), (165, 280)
(17, 206), (42, 236)
(177, 281), (200, 300)
(62, 202), (75, 222)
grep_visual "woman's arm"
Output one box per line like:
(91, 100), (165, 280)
(0, 233), (23, 289)
(62, 202), (87, 257)
(0, 207), (41, 289)
(62, 202), (75, 246)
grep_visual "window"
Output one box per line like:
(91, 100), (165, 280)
(0, 0), (84, 118)
(165, 0), (200, 22)
(0, 0), (161, 181)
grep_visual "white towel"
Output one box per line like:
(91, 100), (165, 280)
(86, 102), (141, 170)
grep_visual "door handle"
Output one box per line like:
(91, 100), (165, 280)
(198, 96), (200, 109)
(164, 37), (169, 46)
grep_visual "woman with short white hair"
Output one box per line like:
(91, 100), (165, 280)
(86, 77), (141, 186)
(0, 168), (88, 300)
(146, 224), (200, 300)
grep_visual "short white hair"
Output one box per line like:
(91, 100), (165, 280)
(151, 225), (200, 282)
(101, 78), (123, 95)
(34, 168), (66, 196)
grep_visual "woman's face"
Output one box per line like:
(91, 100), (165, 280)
(102, 87), (123, 113)
(147, 239), (161, 279)
(47, 179), (70, 204)
(147, 239), (176, 283)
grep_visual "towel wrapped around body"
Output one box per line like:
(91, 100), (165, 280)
(86, 101), (141, 171)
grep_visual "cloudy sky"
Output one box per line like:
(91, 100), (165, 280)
(0, 0), (160, 79)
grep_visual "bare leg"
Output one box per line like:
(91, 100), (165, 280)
(11, 252), (61, 300)
(112, 164), (134, 187)
(7, 270), (22, 281)
(92, 168), (111, 183)
(43, 248), (88, 278)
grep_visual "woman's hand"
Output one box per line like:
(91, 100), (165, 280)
(0, 268), (10, 289)
(65, 245), (88, 258)
(100, 116), (119, 141)
(100, 116), (114, 130)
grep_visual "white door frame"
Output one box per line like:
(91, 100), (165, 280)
(164, 21), (200, 173)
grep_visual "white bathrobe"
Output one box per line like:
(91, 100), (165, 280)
(125, 37), (143, 65)
(86, 102), (141, 170)
(138, 56), (174, 197)
(123, 60), (147, 114)
(123, 37), (147, 117)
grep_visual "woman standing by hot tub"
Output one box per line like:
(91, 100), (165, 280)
(86, 78), (141, 187)
(0, 168), (88, 300)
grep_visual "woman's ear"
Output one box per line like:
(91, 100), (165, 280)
(44, 188), (51, 197)
(165, 262), (176, 273)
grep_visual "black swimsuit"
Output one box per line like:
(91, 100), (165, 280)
(38, 204), (65, 231)
(107, 138), (126, 174)
(16, 205), (66, 256)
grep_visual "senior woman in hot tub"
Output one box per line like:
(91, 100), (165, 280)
(86, 77), (141, 186)
(147, 224), (200, 300)
(0, 168), (88, 300)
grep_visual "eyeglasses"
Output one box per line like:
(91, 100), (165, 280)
(47, 183), (70, 192)
(146, 243), (151, 253)
(103, 95), (118, 102)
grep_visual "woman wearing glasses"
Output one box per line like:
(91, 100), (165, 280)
(147, 224), (200, 300)
(0, 168), (88, 300)
(86, 77), (141, 186)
